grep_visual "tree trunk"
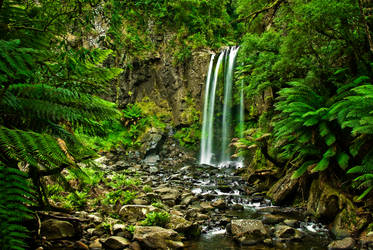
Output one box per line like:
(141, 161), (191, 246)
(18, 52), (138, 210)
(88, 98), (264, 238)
(358, 0), (373, 54)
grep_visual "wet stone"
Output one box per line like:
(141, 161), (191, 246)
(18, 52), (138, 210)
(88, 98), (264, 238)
(284, 219), (299, 228)
(212, 199), (227, 209)
(230, 219), (269, 245)
(274, 225), (303, 241)
(328, 237), (355, 250)
(262, 214), (285, 225)
(41, 219), (76, 240)
(232, 203), (244, 210)
(103, 236), (131, 249)
(89, 239), (102, 250)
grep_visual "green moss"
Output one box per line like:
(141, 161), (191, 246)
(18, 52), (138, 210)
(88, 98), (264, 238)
(174, 97), (201, 150)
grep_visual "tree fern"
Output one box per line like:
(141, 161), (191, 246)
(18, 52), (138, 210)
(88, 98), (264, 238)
(0, 162), (34, 250)
(330, 81), (373, 199)
(273, 80), (348, 178)
(0, 1), (123, 249)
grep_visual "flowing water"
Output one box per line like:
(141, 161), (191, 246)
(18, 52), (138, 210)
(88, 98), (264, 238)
(181, 164), (330, 249)
(200, 47), (243, 168)
(194, 47), (330, 249)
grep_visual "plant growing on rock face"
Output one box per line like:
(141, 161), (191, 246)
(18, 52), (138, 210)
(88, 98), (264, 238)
(174, 97), (201, 150)
(122, 104), (143, 127)
(141, 211), (170, 227)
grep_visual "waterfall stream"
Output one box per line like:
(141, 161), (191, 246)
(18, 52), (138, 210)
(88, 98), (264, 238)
(200, 47), (243, 168)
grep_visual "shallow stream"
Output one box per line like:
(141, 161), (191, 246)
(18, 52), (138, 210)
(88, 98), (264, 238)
(162, 163), (331, 249)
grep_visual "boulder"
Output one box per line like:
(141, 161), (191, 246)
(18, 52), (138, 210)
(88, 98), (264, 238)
(144, 154), (160, 166)
(103, 236), (130, 249)
(307, 179), (343, 222)
(119, 205), (160, 223)
(74, 241), (89, 250)
(112, 224), (126, 234)
(88, 214), (103, 224)
(274, 225), (303, 241)
(230, 219), (269, 245)
(328, 237), (355, 250)
(232, 204), (244, 210)
(155, 187), (180, 206)
(331, 209), (367, 239)
(261, 214), (284, 225)
(139, 128), (164, 157)
(41, 219), (76, 240)
(133, 226), (183, 249)
(166, 215), (201, 238)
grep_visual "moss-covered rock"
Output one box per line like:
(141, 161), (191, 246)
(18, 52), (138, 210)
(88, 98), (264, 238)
(331, 209), (368, 239)
(307, 177), (354, 223)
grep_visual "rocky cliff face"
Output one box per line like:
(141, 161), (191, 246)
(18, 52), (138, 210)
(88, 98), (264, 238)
(112, 49), (211, 125)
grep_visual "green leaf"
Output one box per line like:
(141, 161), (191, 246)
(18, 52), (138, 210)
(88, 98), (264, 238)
(325, 134), (336, 146)
(291, 160), (317, 179)
(356, 186), (373, 201)
(323, 147), (336, 158)
(303, 117), (319, 127)
(312, 158), (330, 172)
(336, 152), (349, 170)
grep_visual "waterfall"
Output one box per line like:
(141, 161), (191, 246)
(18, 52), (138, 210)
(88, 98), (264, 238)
(200, 46), (243, 168)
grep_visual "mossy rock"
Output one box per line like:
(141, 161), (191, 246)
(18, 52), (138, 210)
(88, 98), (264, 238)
(331, 209), (368, 239)
(307, 177), (354, 223)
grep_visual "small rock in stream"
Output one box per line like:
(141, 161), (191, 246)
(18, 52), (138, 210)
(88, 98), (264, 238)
(274, 225), (303, 241)
(284, 219), (299, 228)
(230, 219), (269, 245)
(212, 199), (227, 209)
(328, 237), (355, 250)
(262, 214), (285, 225)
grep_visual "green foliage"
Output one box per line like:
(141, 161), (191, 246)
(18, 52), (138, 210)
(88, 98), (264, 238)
(273, 79), (348, 176)
(329, 81), (373, 199)
(106, 0), (234, 64)
(65, 191), (88, 209)
(143, 185), (153, 193)
(141, 211), (170, 227)
(151, 202), (166, 209)
(107, 173), (141, 189)
(174, 97), (201, 150)
(174, 124), (201, 150)
(0, 1), (122, 248)
(126, 225), (136, 234)
(123, 104), (143, 120)
(102, 190), (137, 206)
(236, 0), (373, 200)
(0, 164), (34, 250)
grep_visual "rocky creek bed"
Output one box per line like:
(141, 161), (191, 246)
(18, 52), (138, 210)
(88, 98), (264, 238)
(32, 132), (373, 250)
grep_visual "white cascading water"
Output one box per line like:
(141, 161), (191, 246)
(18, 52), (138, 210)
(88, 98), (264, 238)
(199, 55), (216, 165)
(199, 46), (243, 168)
